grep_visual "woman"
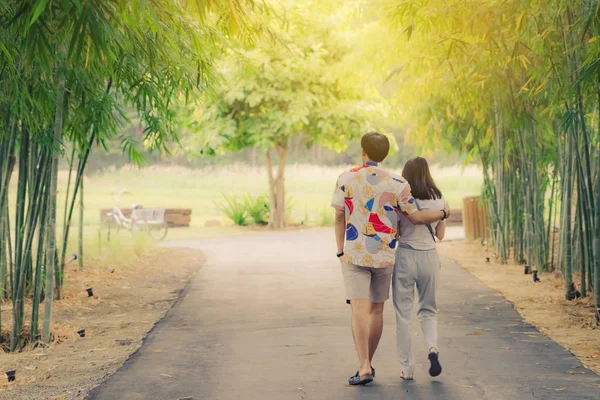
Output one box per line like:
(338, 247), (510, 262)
(393, 157), (446, 380)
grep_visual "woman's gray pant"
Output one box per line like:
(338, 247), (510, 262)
(392, 246), (441, 374)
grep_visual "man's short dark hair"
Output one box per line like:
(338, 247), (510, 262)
(361, 132), (390, 162)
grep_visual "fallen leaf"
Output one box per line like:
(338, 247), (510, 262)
(568, 371), (586, 375)
(546, 387), (567, 391)
(154, 349), (164, 353)
(161, 374), (173, 378)
(466, 332), (483, 336)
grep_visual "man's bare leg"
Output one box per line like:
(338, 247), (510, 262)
(351, 298), (372, 377)
(368, 302), (384, 363)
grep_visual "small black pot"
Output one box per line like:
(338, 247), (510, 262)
(524, 265), (531, 275)
(86, 288), (94, 297)
(533, 271), (540, 282)
(6, 370), (16, 382)
(77, 329), (86, 338)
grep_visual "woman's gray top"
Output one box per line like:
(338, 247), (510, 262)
(397, 197), (445, 251)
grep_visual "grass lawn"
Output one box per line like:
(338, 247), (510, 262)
(7, 163), (483, 245)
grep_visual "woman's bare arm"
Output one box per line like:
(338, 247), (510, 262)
(435, 220), (446, 241)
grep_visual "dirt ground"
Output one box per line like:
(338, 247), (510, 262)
(0, 246), (203, 400)
(438, 240), (600, 375)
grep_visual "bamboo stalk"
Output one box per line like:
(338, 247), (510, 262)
(550, 169), (560, 271)
(10, 127), (29, 351)
(593, 128), (599, 293)
(565, 131), (576, 301)
(60, 78), (112, 281)
(78, 175), (84, 270)
(547, 171), (557, 269)
(42, 60), (66, 344)
(31, 155), (51, 342)
(61, 148), (75, 248)
(578, 193), (587, 298)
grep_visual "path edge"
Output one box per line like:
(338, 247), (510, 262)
(439, 254), (600, 378)
(83, 251), (204, 399)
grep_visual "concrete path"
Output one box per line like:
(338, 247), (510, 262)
(87, 231), (600, 400)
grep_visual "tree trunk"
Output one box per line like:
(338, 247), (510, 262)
(266, 140), (288, 230)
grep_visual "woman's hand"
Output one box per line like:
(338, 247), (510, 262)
(443, 201), (450, 220)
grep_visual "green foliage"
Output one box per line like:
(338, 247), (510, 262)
(243, 193), (269, 225)
(382, 0), (599, 308)
(0, 0), (264, 350)
(177, 0), (390, 228)
(179, 1), (388, 157)
(216, 194), (248, 226)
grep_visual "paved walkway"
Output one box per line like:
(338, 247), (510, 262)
(88, 231), (600, 400)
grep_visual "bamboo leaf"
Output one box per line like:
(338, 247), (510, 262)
(29, 0), (50, 27)
(516, 12), (525, 33)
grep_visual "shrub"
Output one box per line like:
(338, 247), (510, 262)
(244, 194), (269, 225)
(216, 194), (247, 226)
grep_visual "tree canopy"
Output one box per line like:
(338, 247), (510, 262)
(180, 0), (390, 227)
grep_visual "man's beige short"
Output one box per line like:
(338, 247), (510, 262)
(341, 262), (393, 303)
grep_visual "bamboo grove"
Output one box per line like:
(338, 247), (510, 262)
(385, 0), (600, 320)
(0, 0), (258, 352)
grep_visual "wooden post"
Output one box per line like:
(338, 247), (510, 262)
(463, 196), (487, 240)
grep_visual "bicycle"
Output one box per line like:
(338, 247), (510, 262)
(102, 189), (169, 241)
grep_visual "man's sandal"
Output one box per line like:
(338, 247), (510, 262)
(353, 367), (375, 378)
(349, 371), (374, 386)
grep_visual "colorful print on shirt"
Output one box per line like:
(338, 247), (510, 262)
(331, 162), (417, 268)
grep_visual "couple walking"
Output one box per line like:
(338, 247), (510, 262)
(331, 132), (449, 385)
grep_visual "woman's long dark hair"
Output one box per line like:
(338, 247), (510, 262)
(402, 157), (442, 200)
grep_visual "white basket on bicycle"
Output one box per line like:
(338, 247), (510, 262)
(131, 208), (166, 227)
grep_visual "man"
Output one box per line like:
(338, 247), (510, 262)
(331, 132), (449, 386)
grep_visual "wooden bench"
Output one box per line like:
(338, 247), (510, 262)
(446, 209), (463, 225)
